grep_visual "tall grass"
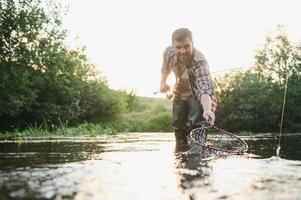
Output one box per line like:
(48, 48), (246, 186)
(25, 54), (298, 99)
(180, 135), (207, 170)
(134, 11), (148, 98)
(0, 122), (119, 139)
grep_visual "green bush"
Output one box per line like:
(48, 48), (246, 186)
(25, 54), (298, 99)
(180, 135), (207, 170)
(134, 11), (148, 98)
(0, 0), (134, 131)
(122, 98), (173, 132)
(215, 26), (301, 132)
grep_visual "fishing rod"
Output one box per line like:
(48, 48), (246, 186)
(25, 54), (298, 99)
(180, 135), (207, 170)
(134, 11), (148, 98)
(153, 67), (245, 99)
(276, 73), (289, 157)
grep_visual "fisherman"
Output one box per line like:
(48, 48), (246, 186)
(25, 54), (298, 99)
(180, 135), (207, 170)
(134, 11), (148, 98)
(160, 28), (217, 149)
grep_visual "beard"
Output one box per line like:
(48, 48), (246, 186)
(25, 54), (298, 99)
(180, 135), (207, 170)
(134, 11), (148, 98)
(177, 54), (191, 64)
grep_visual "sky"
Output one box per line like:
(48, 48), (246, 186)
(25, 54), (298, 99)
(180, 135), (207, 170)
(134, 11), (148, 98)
(63, 0), (301, 97)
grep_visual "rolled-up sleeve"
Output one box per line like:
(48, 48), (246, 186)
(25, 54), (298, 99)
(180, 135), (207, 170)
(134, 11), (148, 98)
(196, 59), (214, 96)
(189, 57), (214, 99)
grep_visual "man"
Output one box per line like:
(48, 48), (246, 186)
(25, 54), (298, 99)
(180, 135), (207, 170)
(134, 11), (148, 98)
(160, 28), (216, 148)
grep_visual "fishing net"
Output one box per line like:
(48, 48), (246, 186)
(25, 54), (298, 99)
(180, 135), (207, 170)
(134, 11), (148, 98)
(187, 123), (248, 155)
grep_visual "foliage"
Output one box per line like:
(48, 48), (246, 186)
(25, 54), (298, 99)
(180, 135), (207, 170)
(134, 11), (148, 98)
(121, 97), (173, 132)
(0, 0), (136, 131)
(0, 122), (118, 140)
(216, 26), (301, 132)
(215, 70), (281, 132)
(0, 97), (172, 139)
(254, 25), (301, 85)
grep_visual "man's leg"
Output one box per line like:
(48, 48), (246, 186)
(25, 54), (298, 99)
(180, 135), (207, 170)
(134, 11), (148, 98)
(187, 96), (204, 131)
(172, 98), (189, 146)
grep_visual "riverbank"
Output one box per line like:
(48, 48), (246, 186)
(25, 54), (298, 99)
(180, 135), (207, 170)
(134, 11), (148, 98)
(0, 123), (119, 140)
(0, 97), (173, 140)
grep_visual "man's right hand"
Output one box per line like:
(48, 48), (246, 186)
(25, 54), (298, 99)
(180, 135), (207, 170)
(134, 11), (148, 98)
(203, 110), (215, 125)
(160, 83), (170, 93)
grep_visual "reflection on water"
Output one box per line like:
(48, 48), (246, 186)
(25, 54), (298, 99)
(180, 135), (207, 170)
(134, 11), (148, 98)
(0, 133), (301, 200)
(246, 133), (301, 160)
(0, 141), (104, 169)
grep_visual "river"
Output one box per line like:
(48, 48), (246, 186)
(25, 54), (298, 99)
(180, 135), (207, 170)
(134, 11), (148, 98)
(1, 132), (301, 200)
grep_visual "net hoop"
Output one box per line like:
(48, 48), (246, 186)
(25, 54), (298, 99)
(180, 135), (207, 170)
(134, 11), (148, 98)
(189, 125), (249, 155)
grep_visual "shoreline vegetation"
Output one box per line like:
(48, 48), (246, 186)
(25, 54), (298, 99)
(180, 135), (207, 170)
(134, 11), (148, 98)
(0, 95), (295, 141)
(0, 97), (173, 140)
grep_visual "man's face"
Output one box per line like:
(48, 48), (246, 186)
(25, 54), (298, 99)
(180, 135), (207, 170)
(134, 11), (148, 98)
(172, 37), (193, 63)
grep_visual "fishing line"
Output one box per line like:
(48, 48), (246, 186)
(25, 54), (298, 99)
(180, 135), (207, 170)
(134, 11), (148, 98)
(277, 74), (289, 157)
(205, 67), (245, 76)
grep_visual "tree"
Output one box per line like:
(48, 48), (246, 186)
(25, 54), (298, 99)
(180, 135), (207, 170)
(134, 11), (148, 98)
(215, 70), (280, 132)
(0, 0), (133, 131)
(215, 26), (301, 133)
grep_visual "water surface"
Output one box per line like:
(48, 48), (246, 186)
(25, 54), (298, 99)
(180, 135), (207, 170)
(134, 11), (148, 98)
(0, 133), (301, 200)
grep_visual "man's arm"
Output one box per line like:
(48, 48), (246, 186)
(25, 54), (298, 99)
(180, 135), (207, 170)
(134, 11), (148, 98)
(160, 73), (170, 93)
(190, 52), (216, 123)
(199, 94), (215, 123)
(160, 51), (171, 93)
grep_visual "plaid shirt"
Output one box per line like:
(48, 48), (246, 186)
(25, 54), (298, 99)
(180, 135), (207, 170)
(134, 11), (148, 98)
(161, 46), (215, 100)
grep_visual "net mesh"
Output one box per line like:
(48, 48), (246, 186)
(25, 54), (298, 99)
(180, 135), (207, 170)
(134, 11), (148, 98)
(187, 125), (248, 154)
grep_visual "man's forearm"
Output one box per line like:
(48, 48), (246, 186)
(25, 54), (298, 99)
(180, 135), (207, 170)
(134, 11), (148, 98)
(160, 73), (168, 84)
(199, 94), (212, 112)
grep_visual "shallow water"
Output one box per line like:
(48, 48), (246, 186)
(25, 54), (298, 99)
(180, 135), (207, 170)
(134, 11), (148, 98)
(0, 133), (301, 200)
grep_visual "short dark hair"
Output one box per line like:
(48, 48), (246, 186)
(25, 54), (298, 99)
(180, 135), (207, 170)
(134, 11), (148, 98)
(172, 28), (193, 42)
